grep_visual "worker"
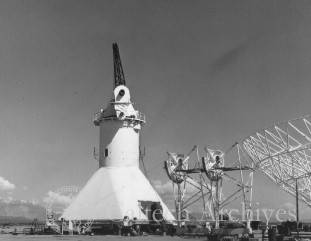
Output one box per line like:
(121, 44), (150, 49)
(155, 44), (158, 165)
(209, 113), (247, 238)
(132, 217), (140, 236)
(121, 216), (132, 236)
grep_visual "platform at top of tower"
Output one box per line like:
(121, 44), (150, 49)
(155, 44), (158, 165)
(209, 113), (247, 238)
(93, 111), (146, 126)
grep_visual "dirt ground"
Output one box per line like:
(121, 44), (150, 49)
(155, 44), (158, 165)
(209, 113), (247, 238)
(0, 234), (206, 241)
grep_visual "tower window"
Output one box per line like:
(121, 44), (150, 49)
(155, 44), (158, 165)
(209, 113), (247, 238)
(105, 148), (109, 157)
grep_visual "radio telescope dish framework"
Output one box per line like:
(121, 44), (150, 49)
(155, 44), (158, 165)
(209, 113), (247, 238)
(243, 115), (311, 206)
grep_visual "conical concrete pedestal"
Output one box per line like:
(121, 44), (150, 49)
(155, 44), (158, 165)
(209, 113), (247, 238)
(61, 166), (175, 221)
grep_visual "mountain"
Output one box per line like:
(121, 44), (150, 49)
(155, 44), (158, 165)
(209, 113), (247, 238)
(0, 215), (34, 225)
(0, 199), (46, 222)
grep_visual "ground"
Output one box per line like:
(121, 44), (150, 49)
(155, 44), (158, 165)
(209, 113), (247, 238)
(0, 234), (205, 241)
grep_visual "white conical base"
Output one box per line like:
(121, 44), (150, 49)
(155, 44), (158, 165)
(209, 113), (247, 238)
(61, 166), (175, 221)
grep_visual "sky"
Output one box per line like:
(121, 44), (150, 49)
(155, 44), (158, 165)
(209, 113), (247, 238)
(1, 0), (311, 220)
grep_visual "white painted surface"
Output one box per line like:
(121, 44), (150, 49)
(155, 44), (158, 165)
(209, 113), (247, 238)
(62, 86), (175, 221)
(61, 166), (175, 221)
(99, 120), (139, 167)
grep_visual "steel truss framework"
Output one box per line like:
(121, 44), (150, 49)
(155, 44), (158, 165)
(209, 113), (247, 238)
(164, 144), (254, 228)
(243, 115), (311, 206)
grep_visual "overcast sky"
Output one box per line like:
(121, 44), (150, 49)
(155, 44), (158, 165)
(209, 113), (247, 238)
(1, 0), (311, 219)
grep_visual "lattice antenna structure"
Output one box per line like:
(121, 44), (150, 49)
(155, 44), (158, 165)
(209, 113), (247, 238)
(164, 144), (254, 229)
(243, 115), (311, 206)
(202, 144), (254, 229)
(112, 43), (126, 88)
(164, 146), (212, 226)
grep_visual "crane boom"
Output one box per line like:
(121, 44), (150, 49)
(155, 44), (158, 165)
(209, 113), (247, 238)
(113, 43), (126, 88)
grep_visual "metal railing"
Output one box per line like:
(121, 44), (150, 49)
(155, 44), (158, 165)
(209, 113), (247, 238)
(93, 111), (146, 126)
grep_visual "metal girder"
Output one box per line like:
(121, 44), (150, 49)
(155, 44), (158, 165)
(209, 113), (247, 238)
(112, 43), (126, 88)
(243, 115), (311, 206)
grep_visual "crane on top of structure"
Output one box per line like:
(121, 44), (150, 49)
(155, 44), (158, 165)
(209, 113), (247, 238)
(113, 43), (148, 179)
(113, 43), (126, 88)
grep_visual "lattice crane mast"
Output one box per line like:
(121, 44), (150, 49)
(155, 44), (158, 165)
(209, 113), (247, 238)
(113, 43), (126, 88)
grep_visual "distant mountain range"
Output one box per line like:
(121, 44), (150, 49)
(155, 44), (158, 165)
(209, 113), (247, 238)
(0, 199), (46, 224)
(0, 216), (35, 225)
